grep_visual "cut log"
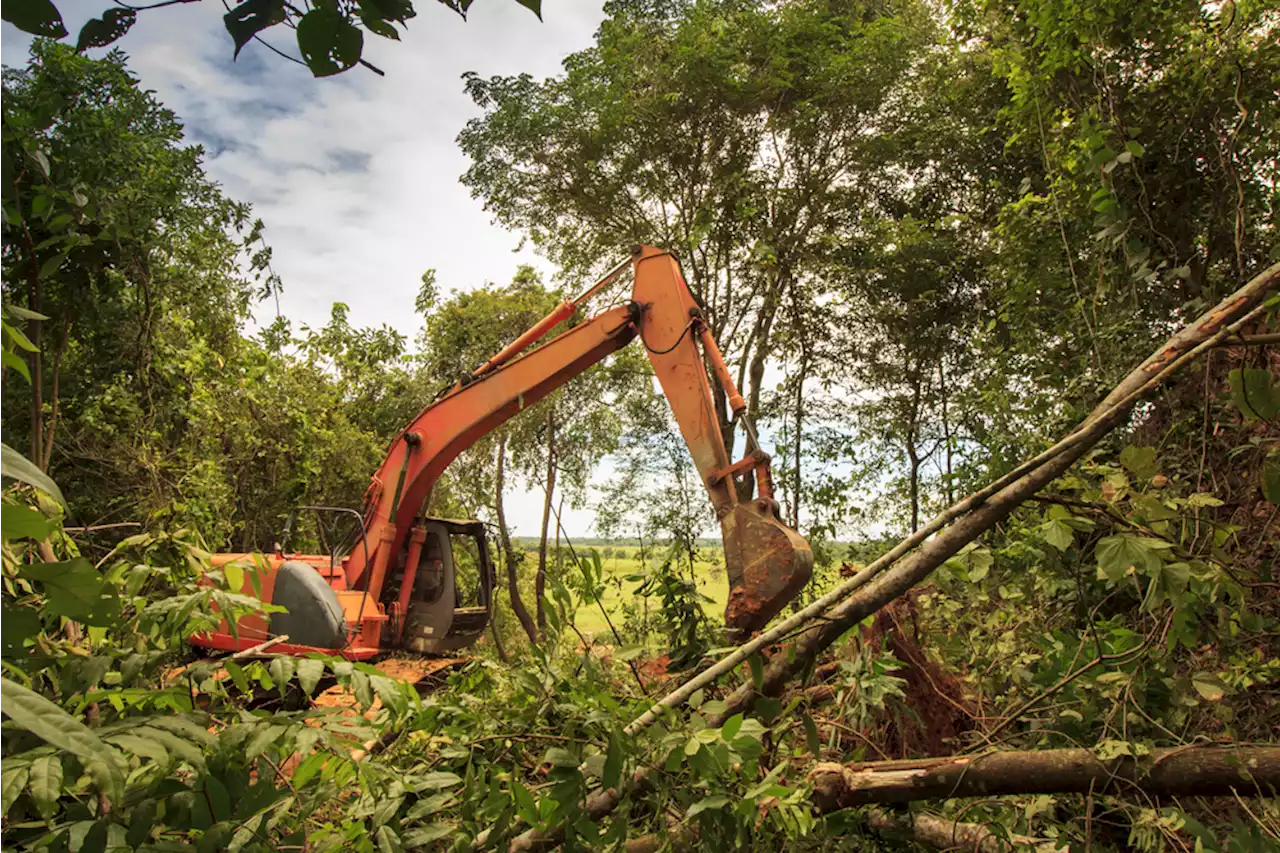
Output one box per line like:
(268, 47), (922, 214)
(809, 745), (1280, 809)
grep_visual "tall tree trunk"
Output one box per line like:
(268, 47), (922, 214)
(42, 318), (70, 471)
(791, 353), (808, 530)
(905, 365), (924, 533)
(495, 435), (538, 644)
(23, 228), (44, 469)
(938, 357), (954, 505)
(535, 412), (556, 634)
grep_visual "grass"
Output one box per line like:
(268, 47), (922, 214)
(565, 548), (729, 637)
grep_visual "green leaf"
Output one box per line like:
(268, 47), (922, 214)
(1228, 368), (1280, 421)
(296, 658), (324, 695)
(1125, 140), (1145, 157)
(2, 765), (29, 814)
(28, 754), (63, 819)
(602, 733), (622, 790)
(803, 713), (820, 755)
(1263, 458), (1280, 506)
(967, 547), (992, 581)
(224, 561), (245, 592)
(38, 253), (66, 280)
(223, 0), (286, 57)
(76, 8), (136, 50)
(296, 7), (363, 77)
(0, 678), (124, 803)
(511, 779), (537, 824)
(269, 655), (295, 688)
(401, 825), (455, 847)
(1042, 518), (1074, 551)
(2, 442), (66, 507)
(686, 794), (729, 818)
(1095, 534), (1162, 582)
(1, 0), (68, 36)
(224, 661), (250, 694)
(376, 825), (403, 853)
(418, 771), (462, 790)
(2, 502), (53, 540)
(2, 349), (32, 382)
(4, 320), (39, 352)
(1119, 445), (1159, 480)
(5, 305), (48, 321)
(512, 0), (541, 18)
(747, 653), (764, 689)
(205, 776), (231, 822)
(720, 713), (743, 741)
(2, 603), (42, 656)
(20, 559), (105, 619)
(1192, 672), (1228, 702)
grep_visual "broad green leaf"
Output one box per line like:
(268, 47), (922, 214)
(401, 825), (455, 847)
(720, 713), (743, 741)
(417, 771), (462, 790)
(28, 754), (63, 819)
(1192, 672), (1228, 702)
(511, 779), (537, 824)
(20, 558), (105, 619)
(38, 253), (65, 280)
(0, 678), (124, 803)
(1186, 492), (1224, 508)
(1, 0), (68, 37)
(1, 442), (66, 506)
(2, 502), (53, 540)
(223, 0), (285, 55)
(269, 655), (295, 688)
(1095, 534), (1162, 582)
(967, 547), (993, 581)
(1119, 445), (1159, 480)
(803, 713), (820, 755)
(2, 603), (42, 656)
(296, 658), (325, 695)
(1, 349), (32, 382)
(513, 0), (541, 19)
(747, 653), (764, 689)
(1041, 518), (1074, 551)
(291, 753), (327, 788)
(205, 776), (231, 822)
(105, 732), (170, 765)
(1264, 458), (1280, 506)
(1229, 368), (1280, 421)
(2, 765), (29, 813)
(75, 8), (136, 51)
(224, 561), (245, 592)
(224, 661), (251, 694)
(686, 794), (729, 818)
(602, 733), (622, 790)
(245, 724), (282, 759)
(376, 825), (403, 853)
(296, 7), (363, 77)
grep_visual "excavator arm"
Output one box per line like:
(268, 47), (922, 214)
(349, 245), (812, 638)
(199, 246), (811, 659)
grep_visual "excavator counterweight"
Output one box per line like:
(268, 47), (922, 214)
(193, 246), (812, 658)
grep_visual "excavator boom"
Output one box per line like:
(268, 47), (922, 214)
(196, 246), (811, 658)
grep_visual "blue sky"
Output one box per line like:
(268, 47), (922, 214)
(3, 0), (616, 534)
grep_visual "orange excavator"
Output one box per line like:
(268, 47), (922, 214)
(193, 247), (812, 660)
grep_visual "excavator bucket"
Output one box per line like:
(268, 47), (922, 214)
(721, 503), (814, 637)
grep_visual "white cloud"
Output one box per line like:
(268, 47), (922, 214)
(3, 0), (613, 534)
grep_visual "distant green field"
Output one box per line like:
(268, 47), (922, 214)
(566, 549), (729, 636)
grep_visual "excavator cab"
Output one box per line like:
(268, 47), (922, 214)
(388, 518), (496, 654)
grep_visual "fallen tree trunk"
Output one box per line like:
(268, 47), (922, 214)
(712, 261), (1278, 727)
(864, 809), (1055, 853)
(623, 808), (1053, 853)
(504, 264), (1279, 853)
(810, 745), (1280, 809)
